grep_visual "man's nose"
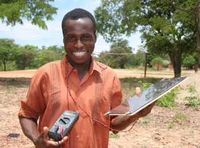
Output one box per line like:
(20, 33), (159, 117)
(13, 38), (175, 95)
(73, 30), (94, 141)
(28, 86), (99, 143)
(74, 39), (84, 48)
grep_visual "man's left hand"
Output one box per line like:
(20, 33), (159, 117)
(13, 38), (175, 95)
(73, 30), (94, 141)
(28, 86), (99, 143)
(136, 102), (155, 118)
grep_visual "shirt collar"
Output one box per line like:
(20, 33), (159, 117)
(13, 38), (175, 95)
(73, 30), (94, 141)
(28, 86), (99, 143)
(89, 58), (102, 75)
(61, 56), (102, 79)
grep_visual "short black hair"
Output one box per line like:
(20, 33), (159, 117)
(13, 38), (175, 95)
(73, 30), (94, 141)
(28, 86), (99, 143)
(61, 8), (96, 36)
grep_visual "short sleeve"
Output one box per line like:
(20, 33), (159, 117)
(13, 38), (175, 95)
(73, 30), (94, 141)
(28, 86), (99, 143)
(18, 68), (48, 120)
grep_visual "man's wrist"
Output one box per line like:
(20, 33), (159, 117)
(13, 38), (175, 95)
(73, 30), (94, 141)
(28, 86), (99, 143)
(32, 134), (41, 145)
(127, 114), (139, 123)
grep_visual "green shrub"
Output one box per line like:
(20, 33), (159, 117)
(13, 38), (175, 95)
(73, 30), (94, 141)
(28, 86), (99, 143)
(185, 85), (200, 108)
(168, 112), (188, 128)
(109, 133), (120, 139)
(156, 87), (179, 107)
(185, 96), (200, 107)
(187, 85), (197, 93)
(173, 112), (188, 122)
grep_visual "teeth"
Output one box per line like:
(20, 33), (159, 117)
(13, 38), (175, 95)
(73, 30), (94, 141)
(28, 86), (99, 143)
(73, 51), (87, 57)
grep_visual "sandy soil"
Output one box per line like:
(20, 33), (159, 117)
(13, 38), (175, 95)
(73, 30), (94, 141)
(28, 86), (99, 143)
(0, 69), (194, 79)
(0, 69), (199, 148)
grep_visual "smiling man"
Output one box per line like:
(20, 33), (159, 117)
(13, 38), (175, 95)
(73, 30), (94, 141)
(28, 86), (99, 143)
(18, 8), (154, 148)
(62, 13), (96, 80)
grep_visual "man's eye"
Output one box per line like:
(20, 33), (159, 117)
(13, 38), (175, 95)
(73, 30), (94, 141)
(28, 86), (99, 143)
(64, 34), (94, 44)
(66, 37), (77, 42)
(81, 36), (93, 42)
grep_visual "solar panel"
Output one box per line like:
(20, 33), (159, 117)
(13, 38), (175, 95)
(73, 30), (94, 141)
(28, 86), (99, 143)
(105, 77), (187, 116)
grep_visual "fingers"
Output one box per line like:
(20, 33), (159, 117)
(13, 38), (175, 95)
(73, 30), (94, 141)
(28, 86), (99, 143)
(42, 126), (49, 139)
(46, 136), (68, 147)
(111, 115), (130, 125)
(46, 140), (60, 147)
(34, 126), (68, 148)
(33, 127), (49, 146)
(44, 126), (68, 147)
(146, 101), (156, 110)
(139, 102), (155, 117)
(60, 136), (68, 144)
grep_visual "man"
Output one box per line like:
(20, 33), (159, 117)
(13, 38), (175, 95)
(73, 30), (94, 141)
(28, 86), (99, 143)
(18, 8), (154, 148)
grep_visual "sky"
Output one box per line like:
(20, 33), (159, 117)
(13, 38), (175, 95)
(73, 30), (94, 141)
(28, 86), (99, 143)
(0, 0), (142, 54)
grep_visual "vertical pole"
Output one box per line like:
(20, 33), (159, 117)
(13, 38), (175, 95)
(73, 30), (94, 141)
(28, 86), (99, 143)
(144, 52), (147, 78)
(196, 1), (200, 67)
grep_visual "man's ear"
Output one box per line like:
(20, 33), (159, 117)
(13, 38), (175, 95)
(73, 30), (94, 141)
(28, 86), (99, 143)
(64, 47), (68, 54)
(63, 39), (68, 53)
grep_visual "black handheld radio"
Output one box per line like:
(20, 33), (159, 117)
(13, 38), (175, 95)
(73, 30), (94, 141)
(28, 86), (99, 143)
(48, 111), (79, 141)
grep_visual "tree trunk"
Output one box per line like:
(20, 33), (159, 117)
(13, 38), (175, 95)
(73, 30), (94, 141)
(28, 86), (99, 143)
(195, 1), (200, 67)
(169, 49), (182, 78)
(3, 60), (6, 71)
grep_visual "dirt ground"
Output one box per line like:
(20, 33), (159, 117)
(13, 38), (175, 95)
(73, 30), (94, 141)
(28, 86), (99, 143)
(0, 68), (194, 79)
(0, 69), (199, 148)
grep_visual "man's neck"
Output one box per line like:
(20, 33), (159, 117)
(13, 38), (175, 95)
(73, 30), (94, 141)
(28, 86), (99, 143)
(67, 56), (92, 80)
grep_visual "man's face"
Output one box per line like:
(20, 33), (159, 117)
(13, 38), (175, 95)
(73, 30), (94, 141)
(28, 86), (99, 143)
(63, 18), (96, 65)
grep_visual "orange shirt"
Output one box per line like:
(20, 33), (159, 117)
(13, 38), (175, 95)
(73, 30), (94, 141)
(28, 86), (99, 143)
(18, 56), (122, 148)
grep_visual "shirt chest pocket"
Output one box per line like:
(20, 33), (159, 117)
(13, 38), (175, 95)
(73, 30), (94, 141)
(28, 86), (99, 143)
(74, 76), (111, 123)
(91, 88), (111, 124)
(76, 92), (109, 119)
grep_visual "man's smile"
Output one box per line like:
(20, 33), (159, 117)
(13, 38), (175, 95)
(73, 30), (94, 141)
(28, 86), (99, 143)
(72, 50), (88, 58)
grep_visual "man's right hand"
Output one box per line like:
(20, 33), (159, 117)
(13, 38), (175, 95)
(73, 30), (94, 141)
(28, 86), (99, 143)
(34, 127), (68, 148)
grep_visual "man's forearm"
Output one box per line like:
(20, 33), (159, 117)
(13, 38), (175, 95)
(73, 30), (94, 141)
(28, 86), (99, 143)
(19, 117), (40, 144)
(111, 114), (139, 131)
(111, 103), (155, 131)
